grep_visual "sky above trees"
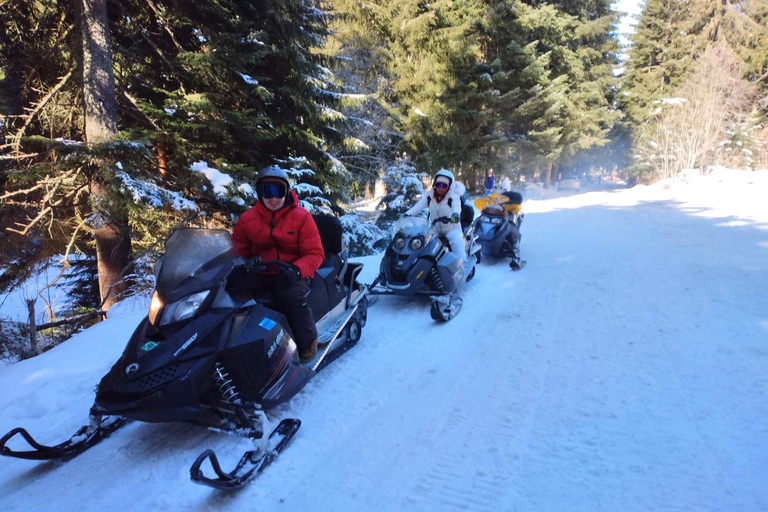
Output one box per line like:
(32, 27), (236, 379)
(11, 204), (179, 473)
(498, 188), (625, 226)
(614, 0), (644, 53)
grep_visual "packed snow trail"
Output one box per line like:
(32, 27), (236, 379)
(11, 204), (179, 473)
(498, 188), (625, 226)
(1, 172), (767, 511)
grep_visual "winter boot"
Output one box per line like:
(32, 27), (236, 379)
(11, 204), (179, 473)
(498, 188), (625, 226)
(299, 338), (319, 363)
(509, 245), (526, 270)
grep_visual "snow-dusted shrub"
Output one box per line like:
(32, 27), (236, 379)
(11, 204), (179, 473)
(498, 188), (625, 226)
(0, 319), (31, 366)
(376, 157), (428, 229)
(0, 318), (65, 366)
(340, 214), (387, 257)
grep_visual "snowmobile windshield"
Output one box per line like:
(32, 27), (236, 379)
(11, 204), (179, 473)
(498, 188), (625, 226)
(392, 216), (430, 239)
(155, 229), (240, 296)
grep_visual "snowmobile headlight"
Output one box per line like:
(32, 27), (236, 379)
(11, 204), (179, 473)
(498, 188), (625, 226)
(480, 215), (490, 223)
(148, 290), (163, 324)
(491, 217), (503, 224)
(160, 290), (210, 326)
(410, 237), (424, 251)
(394, 236), (406, 249)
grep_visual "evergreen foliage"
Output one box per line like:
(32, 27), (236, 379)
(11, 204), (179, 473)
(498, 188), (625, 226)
(340, 213), (386, 256)
(1, 0), (357, 310)
(375, 156), (428, 228)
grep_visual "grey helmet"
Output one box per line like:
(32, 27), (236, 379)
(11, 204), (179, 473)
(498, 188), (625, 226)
(255, 165), (290, 186)
(435, 168), (454, 188)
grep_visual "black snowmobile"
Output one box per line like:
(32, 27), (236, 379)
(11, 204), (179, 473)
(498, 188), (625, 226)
(473, 191), (526, 270)
(369, 205), (479, 321)
(0, 215), (368, 490)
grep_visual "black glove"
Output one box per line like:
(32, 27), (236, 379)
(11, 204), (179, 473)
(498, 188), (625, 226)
(277, 264), (301, 285)
(243, 257), (261, 271)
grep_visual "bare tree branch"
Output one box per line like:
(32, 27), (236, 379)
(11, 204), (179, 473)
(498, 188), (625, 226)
(9, 69), (74, 151)
(121, 90), (161, 130)
(36, 310), (106, 331)
(139, 29), (187, 95)
(0, 153), (42, 161)
(144, 0), (185, 53)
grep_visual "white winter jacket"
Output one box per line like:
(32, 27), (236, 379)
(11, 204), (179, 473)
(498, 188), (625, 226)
(406, 181), (466, 236)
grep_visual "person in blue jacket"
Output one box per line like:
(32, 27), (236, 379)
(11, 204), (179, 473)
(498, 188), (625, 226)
(484, 170), (495, 195)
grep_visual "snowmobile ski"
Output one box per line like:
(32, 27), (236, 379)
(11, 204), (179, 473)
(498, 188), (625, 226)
(189, 418), (301, 490)
(430, 294), (463, 322)
(0, 415), (128, 461)
(509, 259), (527, 271)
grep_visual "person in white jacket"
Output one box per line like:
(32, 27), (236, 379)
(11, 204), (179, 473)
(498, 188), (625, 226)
(405, 169), (466, 263)
(499, 175), (511, 192)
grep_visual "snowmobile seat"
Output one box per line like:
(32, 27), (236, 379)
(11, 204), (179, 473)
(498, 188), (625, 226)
(312, 214), (344, 279)
(501, 191), (523, 205)
(460, 203), (474, 232)
(308, 215), (347, 322)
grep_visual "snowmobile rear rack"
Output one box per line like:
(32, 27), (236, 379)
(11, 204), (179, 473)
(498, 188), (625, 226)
(0, 415), (128, 461)
(189, 418), (301, 490)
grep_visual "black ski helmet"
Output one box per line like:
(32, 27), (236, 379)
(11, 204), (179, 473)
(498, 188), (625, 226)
(255, 165), (290, 187)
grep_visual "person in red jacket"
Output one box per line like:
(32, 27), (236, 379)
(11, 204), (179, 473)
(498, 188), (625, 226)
(232, 166), (325, 363)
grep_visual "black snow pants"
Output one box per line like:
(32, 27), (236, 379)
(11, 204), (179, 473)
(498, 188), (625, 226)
(268, 277), (318, 349)
(238, 273), (318, 349)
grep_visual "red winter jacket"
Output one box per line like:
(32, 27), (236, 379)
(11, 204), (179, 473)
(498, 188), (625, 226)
(232, 190), (325, 278)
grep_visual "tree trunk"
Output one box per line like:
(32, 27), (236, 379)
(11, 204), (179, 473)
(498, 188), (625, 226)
(543, 163), (553, 189)
(364, 180), (373, 200)
(27, 299), (38, 354)
(78, 0), (118, 141)
(157, 132), (170, 178)
(77, 0), (131, 312)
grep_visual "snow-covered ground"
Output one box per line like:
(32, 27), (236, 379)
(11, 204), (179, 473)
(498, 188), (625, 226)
(1, 169), (767, 512)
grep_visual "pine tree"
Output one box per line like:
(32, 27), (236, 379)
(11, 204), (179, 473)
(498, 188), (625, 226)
(490, 0), (620, 187)
(375, 155), (427, 228)
(324, 0), (403, 190)
(620, 0), (692, 127)
(76, 0), (132, 311)
(110, 0), (355, 205)
(326, 0), (487, 178)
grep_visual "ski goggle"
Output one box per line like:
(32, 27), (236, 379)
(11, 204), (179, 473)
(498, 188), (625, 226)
(433, 182), (449, 190)
(259, 182), (288, 199)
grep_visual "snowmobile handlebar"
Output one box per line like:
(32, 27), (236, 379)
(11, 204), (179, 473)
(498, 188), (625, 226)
(432, 215), (459, 225)
(242, 258), (298, 274)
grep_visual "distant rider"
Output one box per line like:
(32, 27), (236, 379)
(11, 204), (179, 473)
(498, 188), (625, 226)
(499, 174), (511, 192)
(484, 170), (495, 195)
(405, 169), (466, 263)
(232, 166), (325, 363)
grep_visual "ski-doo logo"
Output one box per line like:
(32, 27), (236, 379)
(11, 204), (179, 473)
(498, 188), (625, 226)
(268, 330), (284, 358)
(125, 362), (140, 375)
(173, 332), (198, 357)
